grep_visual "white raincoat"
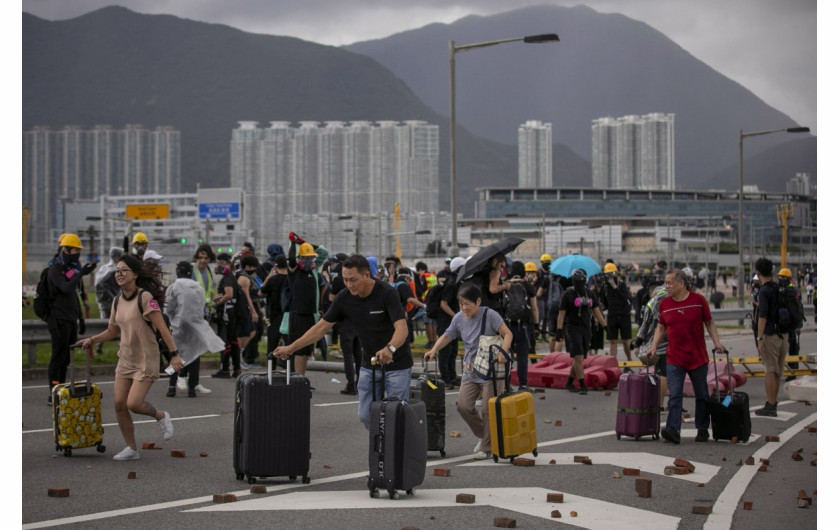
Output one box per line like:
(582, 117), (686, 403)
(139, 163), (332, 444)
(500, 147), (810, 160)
(164, 278), (225, 367)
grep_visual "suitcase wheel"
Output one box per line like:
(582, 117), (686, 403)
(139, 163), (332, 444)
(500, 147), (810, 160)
(493, 455), (499, 463)
(289, 476), (297, 482)
(406, 488), (415, 496)
(369, 489), (379, 498)
(63, 448), (72, 458)
(654, 434), (659, 440)
(235, 473), (244, 481)
(247, 476), (256, 485)
(532, 449), (538, 457)
(634, 435), (641, 441)
(96, 444), (106, 453)
(302, 476), (311, 484)
(389, 491), (400, 500)
(616, 434), (621, 440)
(440, 450), (446, 458)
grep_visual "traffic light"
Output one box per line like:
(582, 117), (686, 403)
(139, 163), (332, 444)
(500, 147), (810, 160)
(179, 237), (187, 244)
(198, 238), (204, 244)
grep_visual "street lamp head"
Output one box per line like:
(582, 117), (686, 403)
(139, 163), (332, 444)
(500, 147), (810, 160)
(523, 33), (560, 43)
(786, 126), (810, 134)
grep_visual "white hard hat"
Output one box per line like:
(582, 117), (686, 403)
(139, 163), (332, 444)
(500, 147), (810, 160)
(143, 249), (163, 261)
(449, 257), (466, 272)
(682, 267), (694, 278)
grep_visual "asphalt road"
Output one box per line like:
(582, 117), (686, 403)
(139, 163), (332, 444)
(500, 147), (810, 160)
(21, 329), (817, 529)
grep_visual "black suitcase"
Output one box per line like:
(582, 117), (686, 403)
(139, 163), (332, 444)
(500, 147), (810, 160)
(409, 360), (446, 457)
(709, 349), (751, 443)
(368, 362), (427, 499)
(233, 367), (311, 484)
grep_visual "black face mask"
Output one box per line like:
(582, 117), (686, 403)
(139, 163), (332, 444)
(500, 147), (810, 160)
(541, 263), (550, 271)
(573, 279), (587, 292)
(65, 252), (80, 265)
(215, 265), (225, 275)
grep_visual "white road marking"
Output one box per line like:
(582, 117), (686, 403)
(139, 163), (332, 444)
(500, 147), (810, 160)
(186, 487), (682, 529)
(464, 452), (718, 483)
(22, 414), (220, 435)
(703, 412), (817, 530)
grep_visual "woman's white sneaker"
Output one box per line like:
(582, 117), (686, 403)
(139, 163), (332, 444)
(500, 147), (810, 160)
(194, 385), (212, 394)
(158, 411), (174, 441)
(113, 446), (140, 461)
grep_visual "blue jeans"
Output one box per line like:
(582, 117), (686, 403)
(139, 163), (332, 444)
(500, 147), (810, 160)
(666, 362), (710, 432)
(357, 366), (412, 430)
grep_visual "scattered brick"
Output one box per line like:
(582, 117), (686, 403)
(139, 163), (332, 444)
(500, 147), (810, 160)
(674, 458), (695, 472)
(605, 391), (611, 396)
(47, 488), (69, 498)
(765, 435), (780, 442)
(456, 493), (475, 504)
(758, 465), (768, 472)
(581, 458), (592, 465)
(683, 412), (691, 418)
(573, 455), (589, 463)
(170, 450), (186, 458)
(213, 494), (237, 503)
(698, 483), (705, 488)
(813, 489), (817, 496)
(667, 466), (690, 475)
(810, 459), (817, 467)
(736, 459), (743, 466)
(142, 442), (156, 450)
(127, 471), (137, 480)
(572, 407), (577, 410)
(760, 458), (770, 465)
(794, 447), (804, 454)
(798, 499), (810, 509)
(199, 452), (208, 457)
(722, 457), (727, 462)
(792, 453), (803, 461)
(551, 510), (562, 518)
(513, 458), (535, 467)
(692, 502), (713, 515)
(539, 395), (546, 400)
(546, 493), (564, 503)
(434, 468), (451, 477)
(664, 467), (674, 476)
(548, 459), (557, 465)
(806, 426), (816, 433)
(250, 485), (267, 494)
(323, 464), (332, 469)
(449, 431), (462, 438)
(554, 420), (563, 426)
(804, 401), (812, 406)
(743, 501), (753, 510)
(745, 456), (755, 465)
(730, 437), (739, 444)
(493, 516), (516, 528)
(401, 527), (420, 530)
(534, 388), (545, 393)
(622, 468), (640, 476)
(570, 511), (578, 517)
(635, 477), (652, 498)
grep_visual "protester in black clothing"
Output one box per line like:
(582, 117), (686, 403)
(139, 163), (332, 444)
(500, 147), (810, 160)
(210, 253), (244, 378)
(436, 257), (466, 387)
(259, 255), (289, 370)
(601, 263), (633, 365)
(329, 253), (362, 395)
(284, 234), (329, 376)
(238, 255), (262, 368)
(46, 234), (96, 403)
(505, 261), (540, 392)
(557, 269), (607, 395)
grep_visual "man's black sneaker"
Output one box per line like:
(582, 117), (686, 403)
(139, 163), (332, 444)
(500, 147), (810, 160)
(211, 370), (231, 379)
(661, 427), (681, 444)
(695, 429), (710, 442)
(578, 388), (588, 395)
(754, 402), (778, 417)
(340, 385), (358, 395)
(166, 387), (176, 398)
(188, 389), (197, 398)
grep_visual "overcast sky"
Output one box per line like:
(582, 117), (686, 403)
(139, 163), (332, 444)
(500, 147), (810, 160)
(21, 0), (820, 135)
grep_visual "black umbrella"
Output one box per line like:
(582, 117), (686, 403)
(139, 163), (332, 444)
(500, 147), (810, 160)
(456, 238), (525, 283)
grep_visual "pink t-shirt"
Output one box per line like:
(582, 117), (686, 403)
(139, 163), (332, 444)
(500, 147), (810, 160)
(658, 292), (712, 370)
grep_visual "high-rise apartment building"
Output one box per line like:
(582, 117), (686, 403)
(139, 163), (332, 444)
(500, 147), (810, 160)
(231, 120), (439, 246)
(786, 172), (811, 196)
(591, 113), (674, 190)
(518, 120), (552, 187)
(22, 124), (181, 244)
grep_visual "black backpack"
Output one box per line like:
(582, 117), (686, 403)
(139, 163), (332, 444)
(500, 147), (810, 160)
(33, 267), (52, 321)
(770, 281), (804, 333)
(547, 275), (564, 312)
(504, 282), (530, 322)
(114, 290), (173, 360)
(424, 284), (444, 319)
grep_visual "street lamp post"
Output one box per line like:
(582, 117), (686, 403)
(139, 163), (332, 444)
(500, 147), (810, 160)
(448, 33), (559, 256)
(737, 126), (809, 308)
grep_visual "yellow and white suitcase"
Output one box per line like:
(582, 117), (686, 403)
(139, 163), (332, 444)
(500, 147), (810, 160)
(52, 345), (106, 457)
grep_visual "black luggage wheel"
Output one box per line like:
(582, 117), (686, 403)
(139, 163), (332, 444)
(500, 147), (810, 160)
(654, 434), (659, 440)
(634, 435), (641, 441)
(96, 444), (106, 453)
(63, 448), (72, 457)
(616, 434), (621, 440)
(247, 476), (256, 484)
(440, 450), (446, 457)
(369, 489), (380, 498)
(406, 488), (415, 496)
(493, 455), (499, 463)
(235, 473), (244, 481)
(532, 449), (538, 457)
(302, 476), (311, 484)
(289, 475), (296, 482)
(389, 491), (400, 500)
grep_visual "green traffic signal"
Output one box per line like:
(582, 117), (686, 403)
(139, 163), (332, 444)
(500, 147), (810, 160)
(180, 237), (187, 244)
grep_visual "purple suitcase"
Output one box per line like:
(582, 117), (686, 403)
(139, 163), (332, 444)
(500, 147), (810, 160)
(615, 368), (660, 441)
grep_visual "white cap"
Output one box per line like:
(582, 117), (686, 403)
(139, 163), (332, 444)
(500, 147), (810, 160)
(449, 257), (466, 272)
(143, 249), (163, 261)
(682, 266), (693, 278)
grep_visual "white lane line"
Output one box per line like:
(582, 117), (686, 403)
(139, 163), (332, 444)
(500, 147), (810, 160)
(703, 411), (817, 530)
(22, 414), (220, 435)
(465, 452), (718, 484)
(186, 487), (682, 529)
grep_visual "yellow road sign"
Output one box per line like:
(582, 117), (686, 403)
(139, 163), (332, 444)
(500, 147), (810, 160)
(125, 204), (169, 219)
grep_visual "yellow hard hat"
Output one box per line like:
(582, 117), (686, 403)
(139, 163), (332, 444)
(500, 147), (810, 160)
(778, 267), (792, 278)
(525, 261), (538, 272)
(58, 233), (83, 249)
(604, 263), (618, 274)
(132, 232), (149, 244)
(540, 254), (551, 262)
(298, 242), (317, 257)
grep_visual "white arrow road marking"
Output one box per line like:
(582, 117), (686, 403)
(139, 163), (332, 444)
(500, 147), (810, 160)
(186, 487), (681, 529)
(464, 452), (718, 483)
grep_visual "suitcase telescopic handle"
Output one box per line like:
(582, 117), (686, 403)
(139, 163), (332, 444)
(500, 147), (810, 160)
(267, 356), (291, 386)
(489, 345), (513, 396)
(711, 348), (731, 400)
(69, 344), (93, 395)
(371, 356), (386, 400)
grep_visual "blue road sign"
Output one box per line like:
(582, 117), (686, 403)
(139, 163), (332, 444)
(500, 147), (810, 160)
(199, 202), (240, 219)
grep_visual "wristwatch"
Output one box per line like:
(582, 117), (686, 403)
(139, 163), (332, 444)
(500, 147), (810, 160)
(387, 344), (397, 354)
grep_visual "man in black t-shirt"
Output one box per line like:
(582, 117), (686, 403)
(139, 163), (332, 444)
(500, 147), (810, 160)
(258, 255), (288, 370)
(273, 255), (410, 429)
(557, 269), (607, 395)
(211, 253), (243, 378)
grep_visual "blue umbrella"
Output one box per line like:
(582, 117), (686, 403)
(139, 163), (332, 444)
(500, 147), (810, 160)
(549, 254), (601, 278)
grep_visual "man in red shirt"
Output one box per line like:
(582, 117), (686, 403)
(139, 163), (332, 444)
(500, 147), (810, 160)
(646, 269), (725, 444)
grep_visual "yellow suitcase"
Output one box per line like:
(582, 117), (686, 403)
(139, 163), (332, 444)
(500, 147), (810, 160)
(487, 350), (538, 463)
(52, 345), (106, 457)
